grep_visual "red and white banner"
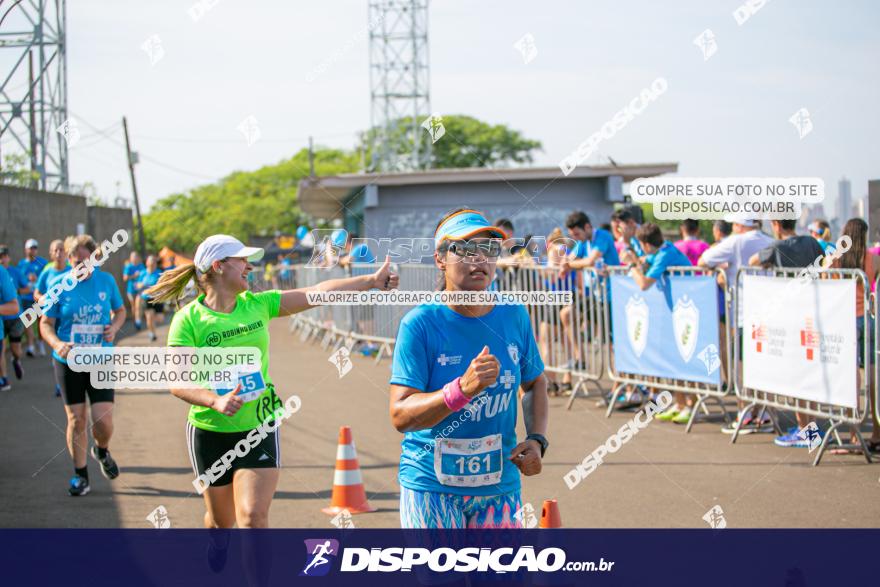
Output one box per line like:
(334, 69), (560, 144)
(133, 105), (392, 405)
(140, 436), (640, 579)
(742, 275), (858, 409)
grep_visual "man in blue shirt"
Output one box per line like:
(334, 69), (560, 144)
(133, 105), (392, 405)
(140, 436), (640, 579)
(621, 223), (692, 291)
(0, 264), (22, 391)
(612, 207), (646, 258)
(621, 223), (694, 423)
(559, 211), (621, 275)
(0, 246), (27, 387)
(18, 238), (48, 356)
(556, 211), (619, 382)
(40, 234), (126, 496)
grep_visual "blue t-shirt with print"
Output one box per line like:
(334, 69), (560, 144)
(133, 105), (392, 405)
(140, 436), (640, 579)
(137, 269), (162, 299)
(3, 265), (27, 319)
(123, 262), (145, 295)
(17, 256), (47, 303)
(645, 241), (692, 281)
(390, 303), (544, 496)
(45, 269), (124, 363)
(0, 266), (20, 338)
(36, 264), (70, 297)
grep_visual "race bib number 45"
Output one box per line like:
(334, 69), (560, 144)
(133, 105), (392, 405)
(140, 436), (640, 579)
(215, 368), (267, 403)
(70, 324), (104, 347)
(434, 433), (503, 488)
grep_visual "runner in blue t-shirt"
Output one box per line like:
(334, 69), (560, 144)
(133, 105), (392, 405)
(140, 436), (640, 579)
(40, 235), (127, 497)
(135, 255), (165, 342)
(33, 240), (70, 397)
(18, 239), (48, 356)
(0, 246), (27, 389)
(0, 264), (22, 391)
(123, 252), (145, 330)
(390, 208), (549, 528)
(35, 239), (71, 300)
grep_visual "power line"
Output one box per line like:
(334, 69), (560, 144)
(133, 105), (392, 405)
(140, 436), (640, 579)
(131, 130), (358, 144)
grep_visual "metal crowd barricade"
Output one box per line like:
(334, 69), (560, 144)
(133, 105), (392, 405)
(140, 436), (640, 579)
(499, 265), (605, 408)
(734, 267), (871, 466)
(602, 266), (733, 432)
(285, 260), (609, 395)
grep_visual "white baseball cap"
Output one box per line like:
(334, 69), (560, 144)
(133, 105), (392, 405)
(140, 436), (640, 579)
(25, 238), (38, 248)
(723, 216), (757, 228)
(193, 235), (264, 273)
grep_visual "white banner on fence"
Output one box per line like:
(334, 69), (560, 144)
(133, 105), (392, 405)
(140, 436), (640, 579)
(742, 275), (857, 409)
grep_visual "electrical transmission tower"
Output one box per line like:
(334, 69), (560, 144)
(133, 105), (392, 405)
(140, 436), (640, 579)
(368, 0), (431, 172)
(0, 0), (69, 192)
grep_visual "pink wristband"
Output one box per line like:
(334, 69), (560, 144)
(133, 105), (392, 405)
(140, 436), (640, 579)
(442, 377), (470, 411)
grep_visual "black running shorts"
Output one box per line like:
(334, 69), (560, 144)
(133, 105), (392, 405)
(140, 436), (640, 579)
(53, 359), (114, 405)
(186, 421), (280, 488)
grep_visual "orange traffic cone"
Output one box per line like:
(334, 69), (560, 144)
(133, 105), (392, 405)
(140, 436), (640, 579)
(539, 499), (562, 528)
(322, 426), (377, 515)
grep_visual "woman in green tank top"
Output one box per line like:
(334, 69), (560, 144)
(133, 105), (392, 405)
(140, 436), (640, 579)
(147, 235), (397, 540)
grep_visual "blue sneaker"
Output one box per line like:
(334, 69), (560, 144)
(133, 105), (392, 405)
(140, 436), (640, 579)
(774, 426), (823, 448)
(774, 431), (805, 447)
(68, 475), (90, 496)
(0, 377), (10, 391)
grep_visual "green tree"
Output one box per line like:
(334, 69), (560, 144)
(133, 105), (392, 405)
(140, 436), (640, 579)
(361, 114), (542, 169)
(142, 147), (359, 253)
(0, 151), (40, 187)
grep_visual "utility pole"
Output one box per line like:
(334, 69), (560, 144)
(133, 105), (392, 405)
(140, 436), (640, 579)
(308, 135), (315, 177)
(122, 117), (147, 259)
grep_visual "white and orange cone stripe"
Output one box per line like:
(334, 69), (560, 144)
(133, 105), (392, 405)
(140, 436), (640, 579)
(322, 426), (376, 515)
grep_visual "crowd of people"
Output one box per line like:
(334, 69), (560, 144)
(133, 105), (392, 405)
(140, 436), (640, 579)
(0, 238), (183, 496)
(487, 207), (879, 453)
(1, 205), (877, 531)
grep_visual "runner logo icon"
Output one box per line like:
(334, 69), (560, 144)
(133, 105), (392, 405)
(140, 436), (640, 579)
(301, 538), (339, 577)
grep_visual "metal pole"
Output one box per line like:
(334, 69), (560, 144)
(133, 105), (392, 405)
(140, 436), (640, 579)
(122, 116), (147, 259)
(28, 51), (37, 188)
(308, 135), (315, 177)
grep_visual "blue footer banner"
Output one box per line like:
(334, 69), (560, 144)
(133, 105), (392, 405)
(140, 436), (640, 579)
(610, 274), (722, 384)
(0, 529), (876, 585)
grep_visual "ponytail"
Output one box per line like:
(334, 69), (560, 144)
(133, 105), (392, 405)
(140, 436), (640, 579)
(145, 264), (200, 306)
(821, 228), (832, 243)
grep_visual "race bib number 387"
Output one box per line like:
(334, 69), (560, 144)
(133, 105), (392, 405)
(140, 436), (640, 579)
(70, 324), (104, 347)
(434, 434), (503, 488)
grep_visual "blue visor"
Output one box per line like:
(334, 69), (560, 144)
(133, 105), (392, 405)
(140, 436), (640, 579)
(434, 210), (508, 248)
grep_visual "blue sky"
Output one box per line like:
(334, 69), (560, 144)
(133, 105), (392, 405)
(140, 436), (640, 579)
(7, 0), (878, 216)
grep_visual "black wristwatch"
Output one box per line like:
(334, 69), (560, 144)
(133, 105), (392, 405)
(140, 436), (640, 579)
(526, 433), (549, 457)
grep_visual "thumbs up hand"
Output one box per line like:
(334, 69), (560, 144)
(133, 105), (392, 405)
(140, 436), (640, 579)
(372, 256), (399, 291)
(460, 345), (500, 397)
